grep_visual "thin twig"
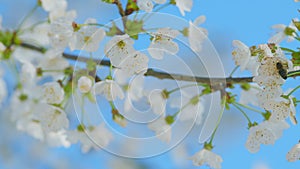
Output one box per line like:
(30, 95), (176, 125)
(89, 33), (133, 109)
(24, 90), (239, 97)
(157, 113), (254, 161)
(19, 42), (300, 85)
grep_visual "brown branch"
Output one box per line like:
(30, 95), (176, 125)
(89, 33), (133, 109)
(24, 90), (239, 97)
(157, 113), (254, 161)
(113, 0), (127, 30)
(19, 42), (300, 85)
(113, 0), (125, 17)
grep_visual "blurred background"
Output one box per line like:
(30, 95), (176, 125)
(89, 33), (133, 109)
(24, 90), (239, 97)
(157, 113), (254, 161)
(0, 0), (300, 168)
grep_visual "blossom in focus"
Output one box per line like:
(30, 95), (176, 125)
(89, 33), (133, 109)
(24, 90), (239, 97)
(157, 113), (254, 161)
(245, 120), (289, 153)
(286, 142), (300, 162)
(148, 28), (179, 60)
(117, 51), (149, 78)
(105, 34), (135, 67)
(232, 40), (260, 75)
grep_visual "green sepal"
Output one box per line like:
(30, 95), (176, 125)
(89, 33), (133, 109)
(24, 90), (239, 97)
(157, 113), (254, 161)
(165, 115), (175, 125)
(125, 19), (144, 40)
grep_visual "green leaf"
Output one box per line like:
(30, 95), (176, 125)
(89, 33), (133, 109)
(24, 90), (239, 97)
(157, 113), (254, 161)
(101, 0), (114, 4)
(106, 22), (122, 37)
(125, 19), (144, 40)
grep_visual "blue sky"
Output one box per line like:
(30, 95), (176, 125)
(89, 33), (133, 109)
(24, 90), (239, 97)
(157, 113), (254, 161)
(0, 0), (300, 169)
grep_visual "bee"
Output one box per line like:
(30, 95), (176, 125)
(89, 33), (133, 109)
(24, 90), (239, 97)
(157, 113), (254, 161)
(276, 61), (288, 80)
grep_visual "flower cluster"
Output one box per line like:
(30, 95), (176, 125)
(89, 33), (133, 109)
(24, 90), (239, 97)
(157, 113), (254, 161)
(233, 40), (299, 158)
(1, 0), (300, 168)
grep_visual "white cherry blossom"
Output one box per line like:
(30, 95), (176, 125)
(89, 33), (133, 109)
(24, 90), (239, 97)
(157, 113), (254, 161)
(257, 85), (282, 107)
(105, 34), (135, 67)
(232, 41), (260, 76)
(148, 28), (179, 60)
(246, 120), (289, 153)
(263, 98), (292, 122)
(78, 76), (93, 94)
(288, 95), (297, 125)
(39, 51), (70, 80)
(188, 15), (208, 53)
(269, 21), (297, 44)
(33, 103), (69, 132)
(190, 149), (223, 169)
(46, 130), (71, 148)
(48, 11), (76, 50)
(40, 0), (67, 13)
(94, 79), (124, 101)
(253, 55), (291, 86)
(67, 124), (113, 153)
(70, 18), (105, 52)
(148, 89), (167, 115)
(175, 0), (193, 16)
(287, 142), (300, 162)
(148, 116), (172, 143)
(137, 0), (166, 12)
(123, 75), (145, 112)
(41, 82), (65, 104)
(137, 0), (154, 12)
(232, 40), (251, 70)
(16, 117), (44, 141)
(117, 51), (149, 77)
(19, 62), (37, 87)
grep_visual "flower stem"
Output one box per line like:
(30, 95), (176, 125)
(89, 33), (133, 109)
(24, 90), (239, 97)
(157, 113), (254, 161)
(16, 4), (38, 32)
(229, 66), (239, 77)
(142, 3), (171, 22)
(287, 70), (300, 77)
(167, 83), (204, 95)
(80, 23), (111, 29)
(287, 84), (300, 97)
(234, 102), (264, 114)
(172, 101), (191, 118)
(208, 113), (223, 145)
(208, 97), (225, 144)
(232, 102), (251, 124)
(18, 20), (48, 35)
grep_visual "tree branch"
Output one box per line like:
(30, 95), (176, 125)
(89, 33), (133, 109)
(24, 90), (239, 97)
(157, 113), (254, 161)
(19, 42), (300, 85)
(113, 0), (127, 30)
